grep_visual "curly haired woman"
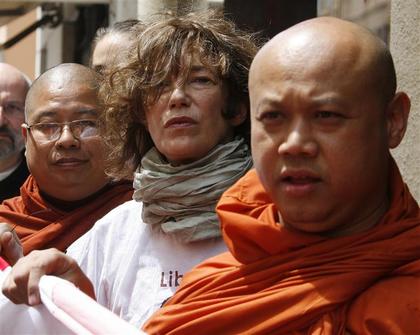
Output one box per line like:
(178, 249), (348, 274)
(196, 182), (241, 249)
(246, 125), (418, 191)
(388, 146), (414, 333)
(2, 10), (259, 328)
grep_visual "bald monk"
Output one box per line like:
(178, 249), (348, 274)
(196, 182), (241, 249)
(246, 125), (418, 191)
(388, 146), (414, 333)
(142, 17), (420, 334)
(0, 64), (132, 262)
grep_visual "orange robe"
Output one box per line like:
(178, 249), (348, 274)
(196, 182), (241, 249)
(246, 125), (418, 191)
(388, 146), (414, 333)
(144, 160), (420, 334)
(0, 175), (133, 254)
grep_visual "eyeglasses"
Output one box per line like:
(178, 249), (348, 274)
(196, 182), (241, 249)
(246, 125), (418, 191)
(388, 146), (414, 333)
(0, 102), (24, 118)
(22, 119), (99, 143)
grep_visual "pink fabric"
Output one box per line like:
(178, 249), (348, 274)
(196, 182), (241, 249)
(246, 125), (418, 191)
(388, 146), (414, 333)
(39, 275), (146, 335)
(0, 256), (8, 271)
(0, 258), (146, 335)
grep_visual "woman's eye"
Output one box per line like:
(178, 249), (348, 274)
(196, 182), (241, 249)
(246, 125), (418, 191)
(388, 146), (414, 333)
(190, 76), (213, 85)
(160, 81), (171, 89)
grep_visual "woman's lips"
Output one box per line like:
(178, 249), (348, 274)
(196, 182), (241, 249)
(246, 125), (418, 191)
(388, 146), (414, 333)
(164, 116), (197, 128)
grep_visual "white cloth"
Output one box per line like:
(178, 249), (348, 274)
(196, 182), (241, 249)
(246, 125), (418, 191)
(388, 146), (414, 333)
(0, 267), (73, 335)
(67, 200), (227, 328)
(39, 275), (143, 335)
(0, 269), (145, 335)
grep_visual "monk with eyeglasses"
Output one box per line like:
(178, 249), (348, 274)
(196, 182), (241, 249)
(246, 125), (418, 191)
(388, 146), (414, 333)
(0, 63), (133, 263)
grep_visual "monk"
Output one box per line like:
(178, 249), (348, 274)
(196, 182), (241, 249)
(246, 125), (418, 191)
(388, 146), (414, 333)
(143, 17), (420, 334)
(0, 64), (132, 262)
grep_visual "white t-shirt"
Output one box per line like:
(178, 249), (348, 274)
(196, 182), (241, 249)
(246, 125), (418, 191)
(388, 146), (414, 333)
(67, 199), (227, 328)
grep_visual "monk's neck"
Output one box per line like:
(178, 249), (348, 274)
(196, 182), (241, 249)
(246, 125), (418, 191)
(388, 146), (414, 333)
(324, 195), (390, 238)
(279, 195), (390, 238)
(40, 183), (112, 212)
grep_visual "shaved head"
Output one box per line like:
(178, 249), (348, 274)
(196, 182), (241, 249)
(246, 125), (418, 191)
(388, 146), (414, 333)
(249, 16), (410, 236)
(22, 62), (108, 201)
(0, 63), (30, 92)
(26, 63), (99, 120)
(250, 16), (396, 109)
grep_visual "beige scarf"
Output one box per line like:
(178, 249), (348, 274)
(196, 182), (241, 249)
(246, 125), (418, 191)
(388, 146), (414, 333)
(133, 138), (252, 243)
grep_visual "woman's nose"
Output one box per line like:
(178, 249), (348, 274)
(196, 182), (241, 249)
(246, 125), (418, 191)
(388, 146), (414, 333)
(168, 84), (191, 109)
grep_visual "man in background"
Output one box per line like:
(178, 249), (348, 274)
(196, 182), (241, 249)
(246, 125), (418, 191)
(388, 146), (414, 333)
(90, 19), (143, 74)
(0, 63), (133, 261)
(0, 63), (30, 202)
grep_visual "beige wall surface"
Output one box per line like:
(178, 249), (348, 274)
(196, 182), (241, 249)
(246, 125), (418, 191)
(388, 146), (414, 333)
(390, 0), (420, 201)
(4, 8), (37, 80)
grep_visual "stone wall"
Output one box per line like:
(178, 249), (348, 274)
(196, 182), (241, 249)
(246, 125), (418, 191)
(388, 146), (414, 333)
(390, 0), (420, 200)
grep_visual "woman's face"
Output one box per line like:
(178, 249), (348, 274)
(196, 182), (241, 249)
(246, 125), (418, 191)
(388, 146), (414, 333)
(145, 62), (242, 165)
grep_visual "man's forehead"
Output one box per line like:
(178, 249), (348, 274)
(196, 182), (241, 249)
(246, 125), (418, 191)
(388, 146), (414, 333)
(27, 87), (98, 120)
(0, 90), (25, 103)
(0, 76), (27, 97)
(31, 77), (97, 102)
(29, 106), (98, 123)
(34, 108), (98, 117)
(32, 65), (98, 92)
(250, 35), (371, 100)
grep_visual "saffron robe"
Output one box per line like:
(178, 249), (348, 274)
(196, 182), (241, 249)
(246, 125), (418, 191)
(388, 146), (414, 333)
(0, 175), (133, 254)
(144, 160), (420, 334)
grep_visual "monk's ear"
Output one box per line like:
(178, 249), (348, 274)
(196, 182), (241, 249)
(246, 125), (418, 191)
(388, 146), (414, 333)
(229, 103), (247, 127)
(21, 124), (28, 142)
(386, 92), (410, 149)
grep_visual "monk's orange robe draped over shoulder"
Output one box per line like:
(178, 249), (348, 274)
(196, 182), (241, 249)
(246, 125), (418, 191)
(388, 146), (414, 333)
(0, 175), (133, 254)
(144, 159), (420, 335)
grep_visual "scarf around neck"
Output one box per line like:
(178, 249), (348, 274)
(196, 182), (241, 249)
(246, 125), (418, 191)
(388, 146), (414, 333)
(133, 137), (252, 243)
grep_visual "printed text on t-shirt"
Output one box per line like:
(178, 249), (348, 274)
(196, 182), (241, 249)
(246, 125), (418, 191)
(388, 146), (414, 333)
(160, 270), (183, 287)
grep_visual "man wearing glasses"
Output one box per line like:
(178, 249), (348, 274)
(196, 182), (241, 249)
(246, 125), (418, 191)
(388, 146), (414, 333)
(0, 63), (133, 262)
(0, 63), (30, 202)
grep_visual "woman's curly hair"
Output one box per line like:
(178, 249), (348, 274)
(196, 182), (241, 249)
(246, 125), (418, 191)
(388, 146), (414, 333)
(100, 10), (260, 180)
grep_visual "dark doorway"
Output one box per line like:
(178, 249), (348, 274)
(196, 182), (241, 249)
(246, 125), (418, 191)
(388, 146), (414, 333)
(224, 0), (317, 39)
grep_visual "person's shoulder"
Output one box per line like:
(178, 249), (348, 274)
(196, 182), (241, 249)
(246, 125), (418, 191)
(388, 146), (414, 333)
(0, 195), (24, 215)
(106, 198), (141, 215)
(347, 261), (420, 334)
(0, 155), (29, 186)
(67, 199), (143, 257)
(90, 199), (142, 231)
(220, 168), (271, 206)
(0, 159), (28, 202)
